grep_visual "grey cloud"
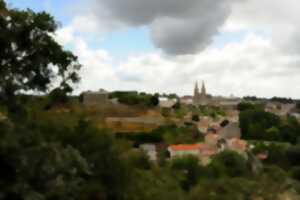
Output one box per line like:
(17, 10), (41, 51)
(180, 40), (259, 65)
(87, 0), (238, 55)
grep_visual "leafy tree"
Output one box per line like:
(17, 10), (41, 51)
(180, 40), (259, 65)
(192, 114), (199, 122)
(0, 121), (90, 200)
(46, 87), (69, 109)
(296, 101), (300, 109)
(109, 91), (158, 107)
(286, 145), (300, 166)
(239, 109), (281, 140)
(170, 156), (203, 191)
(237, 102), (256, 111)
(0, 1), (81, 108)
(209, 150), (249, 178)
(220, 119), (229, 127)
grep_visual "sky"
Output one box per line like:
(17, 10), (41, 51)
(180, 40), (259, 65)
(5, 0), (300, 98)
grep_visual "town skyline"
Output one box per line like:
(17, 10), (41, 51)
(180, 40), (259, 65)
(5, 0), (300, 99)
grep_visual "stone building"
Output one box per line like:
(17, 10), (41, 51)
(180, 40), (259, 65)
(193, 81), (209, 106)
(82, 89), (109, 106)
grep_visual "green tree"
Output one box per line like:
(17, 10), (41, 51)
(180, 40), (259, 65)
(46, 87), (69, 109)
(0, 1), (81, 108)
(239, 109), (281, 140)
(209, 150), (249, 178)
(170, 156), (203, 191)
(192, 114), (199, 122)
(0, 121), (90, 200)
(237, 102), (256, 111)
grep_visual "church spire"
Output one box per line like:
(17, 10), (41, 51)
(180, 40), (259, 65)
(201, 81), (206, 95)
(194, 81), (199, 94)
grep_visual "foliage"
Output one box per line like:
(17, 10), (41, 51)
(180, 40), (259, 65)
(238, 101), (265, 112)
(0, 1), (81, 106)
(220, 119), (229, 127)
(209, 150), (249, 178)
(0, 121), (90, 200)
(197, 105), (225, 118)
(239, 109), (281, 140)
(46, 87), (69, 109)
(117, 124), (201, 145)
(161, 107), (171, 117)
(297, 101), (300, 109)
(271, 97), (294, 104)
(169, 156), (203, 191)
(240, 108), (300, 143)
(109, 91), (159, 107)
(191, 114), (199, 122)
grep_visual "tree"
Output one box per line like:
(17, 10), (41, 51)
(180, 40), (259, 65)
(0, 121), (90, 200)
(297, 101), (300, 110)
(170, 156), (203, 190)
(209, 150), (249, 178)
(46, 87), (69, 109)
(237, 102), (256, 111)
(0, 1), (81, 107)
(220, 119), (229, 127)
(239, 109), (281, 140)
(192, 114), (199, 122)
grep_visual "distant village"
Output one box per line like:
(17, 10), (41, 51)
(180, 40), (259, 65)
(80, 82), (300, 165)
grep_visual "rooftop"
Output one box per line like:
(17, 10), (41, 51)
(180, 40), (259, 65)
(169, 144), (203, 151)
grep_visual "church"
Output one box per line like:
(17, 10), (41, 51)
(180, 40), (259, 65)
(193, 81), (209, 105)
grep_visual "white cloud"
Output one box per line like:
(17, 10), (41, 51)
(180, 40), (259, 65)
(52, 0), (300, 99)
(223, 0), (300, 54)
(54, 25), (300, 98)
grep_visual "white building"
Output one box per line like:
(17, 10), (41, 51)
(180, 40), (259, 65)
(140, 144), (157, 162)
(158, 97), (177, 108)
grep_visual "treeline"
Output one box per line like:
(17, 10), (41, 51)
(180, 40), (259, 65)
(109, 91), (159, 107)
(243, 96), (295, 104)
(116, 124), (202, 146)
(238, 102), (300, 143)
(1, 117), (299, 200)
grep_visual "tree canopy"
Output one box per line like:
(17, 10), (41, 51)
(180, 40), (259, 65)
(0, 0), (81, 105)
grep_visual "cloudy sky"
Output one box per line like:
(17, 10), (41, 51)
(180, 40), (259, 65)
(6, 0), (300, 98)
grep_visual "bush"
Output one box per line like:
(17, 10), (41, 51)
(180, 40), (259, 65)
(192, 114), (199, 122)
(46, 88), (69, 108)
(209, 150), (249, 178)
(239, 109), (281, 140)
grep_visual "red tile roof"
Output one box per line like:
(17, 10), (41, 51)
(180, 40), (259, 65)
(169, 144), (203, 151)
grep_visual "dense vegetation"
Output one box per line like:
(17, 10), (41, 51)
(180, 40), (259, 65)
(2, 117), (300, 200)
(2, 2), (300, 199)
(116, 124), (202, 146)
(239, 102), (300, 143)
(109, 91), (159, 107)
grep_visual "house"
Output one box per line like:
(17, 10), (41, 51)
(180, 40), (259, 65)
(199, 145), (219, 165)
(226, 110), (239, 123)
(265, 102), (296, 116)
(180, 96), (193, 105)
(290, 112), (300, 122)
(168, 143), (219, 165)
(226, 138), (248, 155)
(159, 97), (177, 108)
(197, 117), (211, 133)
(205, 133), (220, 147)
(168, 144), (202, 158)
(82, 89), (109, 106)
(218, 122), (241, 139)
(140, 144), (157, 162)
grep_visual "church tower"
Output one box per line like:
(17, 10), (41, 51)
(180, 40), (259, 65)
(193, 81), (201, 105)
(193, 81), (208, 105)
(201, 81), (206, 96)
